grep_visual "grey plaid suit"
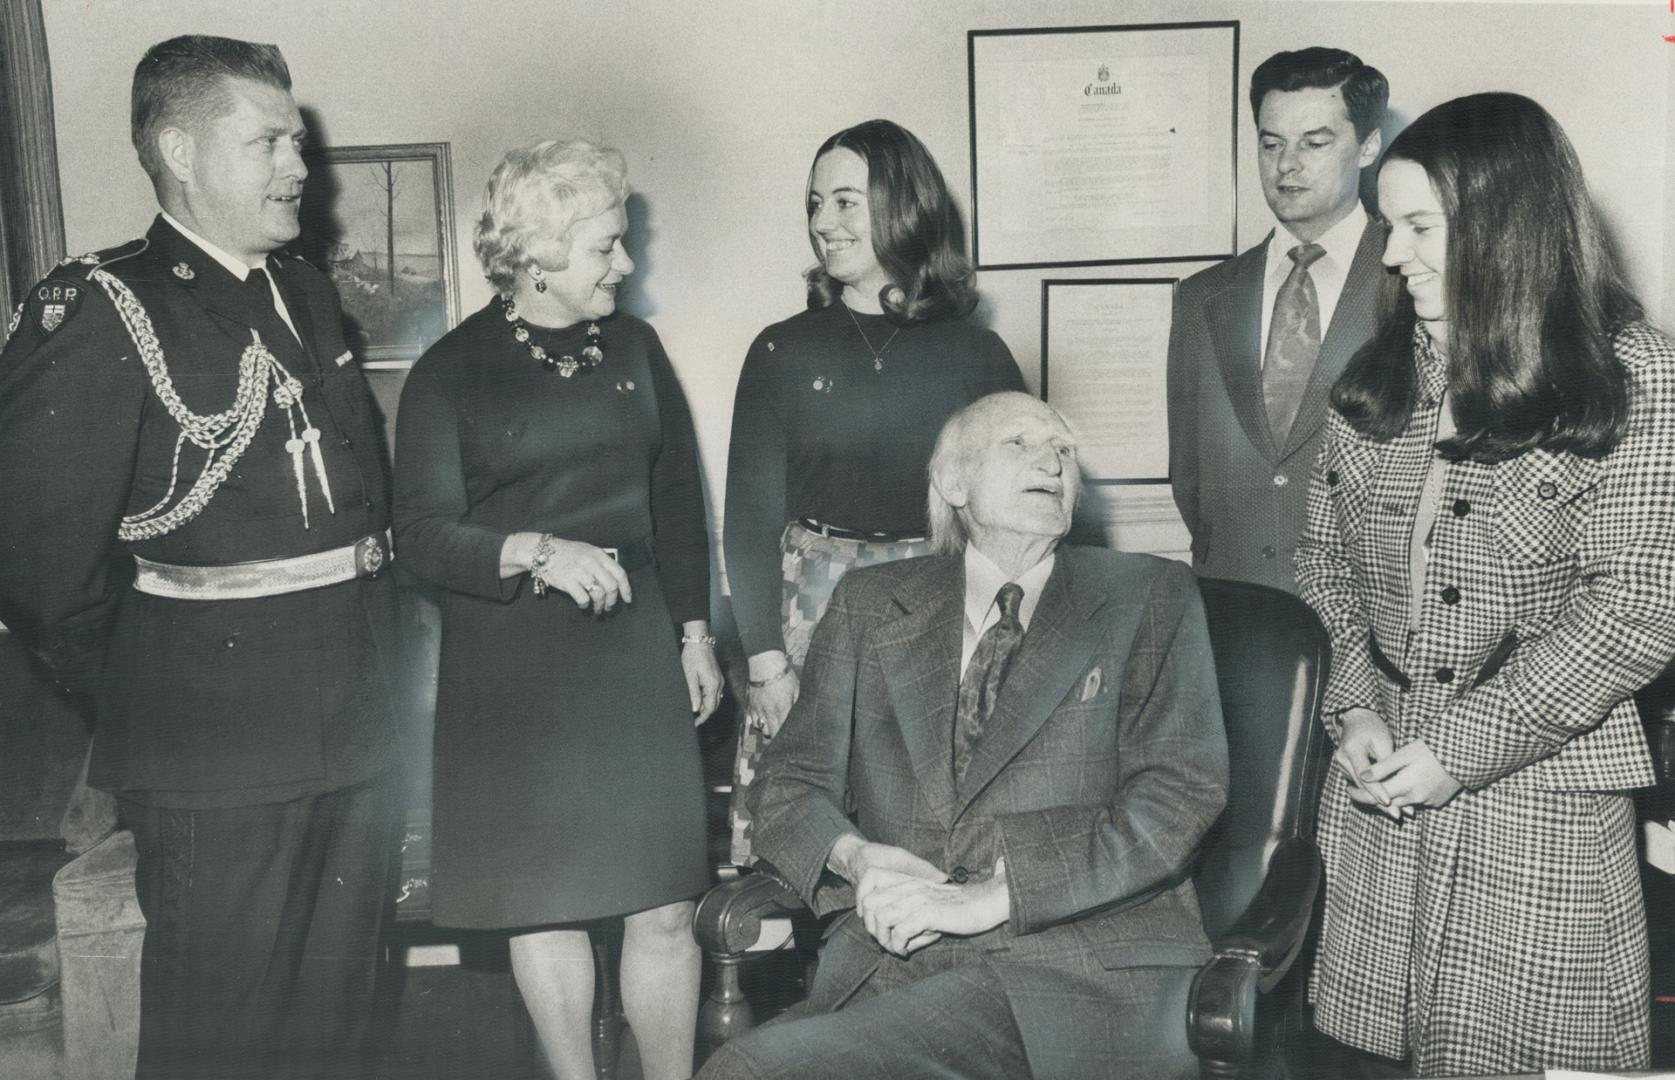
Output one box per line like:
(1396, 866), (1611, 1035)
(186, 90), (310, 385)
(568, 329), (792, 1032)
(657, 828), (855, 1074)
(729, 547), (1228, 1080)
(1295, 323), (1675, 1074)
(1167, 222), (1384, 592)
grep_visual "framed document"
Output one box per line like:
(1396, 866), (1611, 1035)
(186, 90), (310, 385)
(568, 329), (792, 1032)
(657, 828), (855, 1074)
(969, 22), (1238, 270)
(1041, 278), (1176, 484)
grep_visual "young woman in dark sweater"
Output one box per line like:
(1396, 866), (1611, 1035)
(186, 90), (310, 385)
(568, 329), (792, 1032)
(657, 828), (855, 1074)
(723, 119), (1022, 863)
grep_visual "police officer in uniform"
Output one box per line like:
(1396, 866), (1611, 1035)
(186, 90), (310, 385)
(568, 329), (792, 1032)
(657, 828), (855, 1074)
(0, 36), (401, 1080)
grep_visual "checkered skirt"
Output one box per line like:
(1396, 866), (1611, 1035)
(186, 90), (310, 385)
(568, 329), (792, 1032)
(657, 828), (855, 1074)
(727, 521), (930, 865)
(1296, 323), (1675, 1074)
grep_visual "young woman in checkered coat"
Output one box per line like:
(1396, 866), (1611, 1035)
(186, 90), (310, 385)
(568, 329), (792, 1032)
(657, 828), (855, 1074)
(1295, 92), (1675, 1075)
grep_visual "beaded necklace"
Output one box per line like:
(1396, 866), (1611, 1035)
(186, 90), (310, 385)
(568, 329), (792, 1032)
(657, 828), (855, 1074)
(501, 294), (604, 377)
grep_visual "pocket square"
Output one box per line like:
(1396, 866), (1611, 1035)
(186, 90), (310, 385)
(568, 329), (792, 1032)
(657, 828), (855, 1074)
(333, 350), (353, 367)
(1079, 667), (1102, 702)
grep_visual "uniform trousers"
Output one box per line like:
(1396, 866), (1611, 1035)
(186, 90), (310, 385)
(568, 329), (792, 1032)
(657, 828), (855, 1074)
(698, 934), (1197, 1080)
(122, 774), (399, 1080)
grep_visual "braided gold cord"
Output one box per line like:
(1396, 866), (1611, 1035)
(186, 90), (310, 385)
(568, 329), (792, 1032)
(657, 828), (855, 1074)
(93, 270), (282, 542)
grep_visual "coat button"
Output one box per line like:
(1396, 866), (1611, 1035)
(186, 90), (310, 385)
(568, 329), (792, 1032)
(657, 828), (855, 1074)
(1452, 499), (1471, 518)
(1434, 667), (1455, 684)
(223, 637), (237, 649)
(950, 865), (970, 884)
(340, 436), (354, 449)
(1326, 469), (1340, 486)
(1440, 585), (1461, 606)
(1261, 545), (1277, 560)
(1273, 474), (1288, 487)
(1537, 481), (1557, 500)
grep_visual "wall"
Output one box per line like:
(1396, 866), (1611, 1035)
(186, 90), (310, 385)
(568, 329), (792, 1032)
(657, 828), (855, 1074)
(40, 0), (1675, 566)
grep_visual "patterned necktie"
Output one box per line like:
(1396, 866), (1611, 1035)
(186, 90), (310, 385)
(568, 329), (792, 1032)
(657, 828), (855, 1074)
(954, 582), (1026, 783)
(1262, 242), (1327, 441)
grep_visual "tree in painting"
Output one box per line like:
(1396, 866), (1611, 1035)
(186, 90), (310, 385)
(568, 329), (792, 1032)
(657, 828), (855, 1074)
(299, 149), (449, 361)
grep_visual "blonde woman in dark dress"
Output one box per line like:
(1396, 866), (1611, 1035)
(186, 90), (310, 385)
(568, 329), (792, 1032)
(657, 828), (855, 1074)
(394, 140), (721, 1080)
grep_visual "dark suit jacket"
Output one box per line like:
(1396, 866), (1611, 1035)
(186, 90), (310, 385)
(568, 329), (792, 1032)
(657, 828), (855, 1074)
(1166, 221), (1384, 592)
(0, 216), (401, 803)
(748, 546), (1228, 1079)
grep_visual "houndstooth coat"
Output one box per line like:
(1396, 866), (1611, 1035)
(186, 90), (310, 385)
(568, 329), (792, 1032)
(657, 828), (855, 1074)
(1294, 322), (1675, 1076)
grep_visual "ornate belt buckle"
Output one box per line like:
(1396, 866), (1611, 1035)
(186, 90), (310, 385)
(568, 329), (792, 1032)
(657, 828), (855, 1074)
(354, 534), (386, 579)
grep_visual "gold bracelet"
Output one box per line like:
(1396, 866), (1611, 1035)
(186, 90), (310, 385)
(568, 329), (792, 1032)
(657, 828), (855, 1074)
(529, 533), (556, 599)
(680, 634), (717, 647)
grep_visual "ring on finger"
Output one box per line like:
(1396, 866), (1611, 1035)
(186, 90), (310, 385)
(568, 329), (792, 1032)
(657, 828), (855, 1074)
(585, 583), (602, 593)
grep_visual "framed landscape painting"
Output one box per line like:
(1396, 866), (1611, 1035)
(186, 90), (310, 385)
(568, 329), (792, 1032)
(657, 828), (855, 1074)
(299, 141), (460, 368)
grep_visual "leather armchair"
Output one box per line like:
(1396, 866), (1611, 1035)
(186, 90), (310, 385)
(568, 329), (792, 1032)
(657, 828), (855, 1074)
(1187, 578), (1333, 1078)
(694, 577), (1332, 1079)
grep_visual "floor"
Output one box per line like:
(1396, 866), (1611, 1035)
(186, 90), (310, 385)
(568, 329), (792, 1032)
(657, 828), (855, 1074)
(372, 688), (772, 1080)
(373, 933), (807, 1080)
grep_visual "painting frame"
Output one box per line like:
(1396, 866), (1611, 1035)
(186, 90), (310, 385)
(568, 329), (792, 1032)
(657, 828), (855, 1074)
(968, 21), (1239, 271)
(300, 141), (460, 370)
(1040, 277), (1177, 486)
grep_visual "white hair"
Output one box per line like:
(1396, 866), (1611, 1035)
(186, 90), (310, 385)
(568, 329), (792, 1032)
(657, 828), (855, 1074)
(473, 138), (628, 293)
(926, 391), (1080, 555)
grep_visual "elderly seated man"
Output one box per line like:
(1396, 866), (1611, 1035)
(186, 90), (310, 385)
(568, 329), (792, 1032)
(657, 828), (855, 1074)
(700, 392), (1229, 1080)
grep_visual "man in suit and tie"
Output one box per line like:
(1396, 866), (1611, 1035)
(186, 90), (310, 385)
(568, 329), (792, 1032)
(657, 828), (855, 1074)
(0, 35), (401, 1079)
(1167, 47), (1388, 592)
(699, 392), (1229, 1080)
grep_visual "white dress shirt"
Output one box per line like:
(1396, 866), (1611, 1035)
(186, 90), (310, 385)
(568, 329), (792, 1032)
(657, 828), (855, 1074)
(960, 543), (1056, 676)
(1258, 201), (1368, 366)
(161, 210), (302, 344)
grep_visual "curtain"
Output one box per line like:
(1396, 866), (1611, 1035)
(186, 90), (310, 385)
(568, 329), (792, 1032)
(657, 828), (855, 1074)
(0, 0), (65, 328)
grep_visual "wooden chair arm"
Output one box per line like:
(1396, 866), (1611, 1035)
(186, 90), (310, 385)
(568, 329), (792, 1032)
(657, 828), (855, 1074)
(694, 870), (805, 1055)
(694, 870), (804, 958)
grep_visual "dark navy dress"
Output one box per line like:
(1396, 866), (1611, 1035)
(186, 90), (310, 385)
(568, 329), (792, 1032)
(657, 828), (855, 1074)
(394, 302), (709, 928)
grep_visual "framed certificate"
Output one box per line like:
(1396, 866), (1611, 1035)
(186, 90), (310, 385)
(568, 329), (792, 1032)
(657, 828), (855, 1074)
(969, 22), (1238, 270)
(1041, 278), (1176, 484)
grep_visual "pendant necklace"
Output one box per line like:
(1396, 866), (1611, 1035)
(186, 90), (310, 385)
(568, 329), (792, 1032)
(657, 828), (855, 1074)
(844, 303), (900, 373)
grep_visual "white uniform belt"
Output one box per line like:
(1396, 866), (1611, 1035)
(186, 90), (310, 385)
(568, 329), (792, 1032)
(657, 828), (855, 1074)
(132, 532), (391, 601)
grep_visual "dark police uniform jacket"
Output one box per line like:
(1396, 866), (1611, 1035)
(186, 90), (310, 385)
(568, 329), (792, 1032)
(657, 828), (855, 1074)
(0, 216), (401, 806)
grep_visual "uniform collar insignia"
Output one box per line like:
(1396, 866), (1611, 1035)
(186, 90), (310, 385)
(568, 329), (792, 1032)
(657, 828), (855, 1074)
(172, 262), (196, 281)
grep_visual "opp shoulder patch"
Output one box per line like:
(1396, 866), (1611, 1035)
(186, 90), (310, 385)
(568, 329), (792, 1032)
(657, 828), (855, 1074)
(27, 278), (87, 335)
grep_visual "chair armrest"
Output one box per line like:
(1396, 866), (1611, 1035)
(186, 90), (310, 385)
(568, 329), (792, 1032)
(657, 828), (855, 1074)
(693, 870), (804, 957)
(1211, 835), (1321, 989)
(1186, 837), (1322, 1072)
